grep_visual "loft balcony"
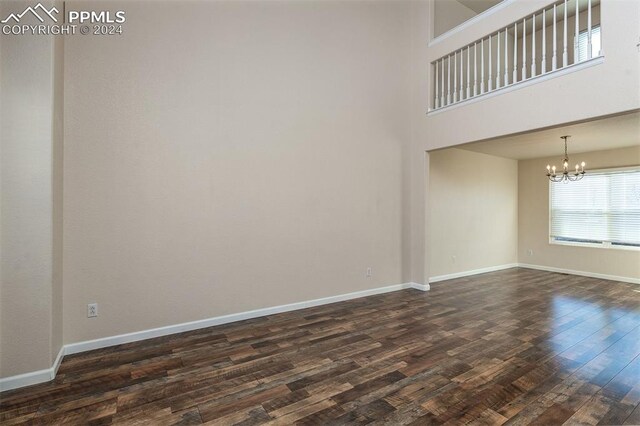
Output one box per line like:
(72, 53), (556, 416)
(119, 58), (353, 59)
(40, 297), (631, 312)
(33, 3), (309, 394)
(428, 0), (602, 114)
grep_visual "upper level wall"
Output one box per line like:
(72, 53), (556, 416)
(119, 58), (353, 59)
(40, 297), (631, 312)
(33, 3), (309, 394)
(418, 0), (640, 151)
(434, 0), (476, 38)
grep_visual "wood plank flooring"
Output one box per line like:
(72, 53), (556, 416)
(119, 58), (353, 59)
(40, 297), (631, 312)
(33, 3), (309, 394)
(1, 268), (640, 425)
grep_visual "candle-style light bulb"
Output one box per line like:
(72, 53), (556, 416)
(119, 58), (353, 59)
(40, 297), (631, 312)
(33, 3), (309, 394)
(581, 161), (585, 172)
(552, 165), (556, 173)
(575, 164), (579, 173)
(547, 165), (551, 171)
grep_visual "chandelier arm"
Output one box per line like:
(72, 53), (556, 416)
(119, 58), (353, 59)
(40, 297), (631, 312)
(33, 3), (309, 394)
(567, 172), (585, 182)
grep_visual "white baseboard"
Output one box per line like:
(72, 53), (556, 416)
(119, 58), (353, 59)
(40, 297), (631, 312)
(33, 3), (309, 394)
(3, 262), (637, 391)
(517, 263), (640, 285)
(52, 344), (65, 377)
(64, 282), (427, 355)
(0, 281), (428, 391)
(0, 346), (64, 392)
(3, 263), (635, 392)
(409, 282), (430, 291)
(0, 368), (53, 393)
(428, 262), (639, 285)
(429, 263), (519, 283)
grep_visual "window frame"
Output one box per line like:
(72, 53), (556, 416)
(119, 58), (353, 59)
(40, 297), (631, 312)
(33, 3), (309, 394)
(548, 165), (640, 252)
(576, 25), (602, 63)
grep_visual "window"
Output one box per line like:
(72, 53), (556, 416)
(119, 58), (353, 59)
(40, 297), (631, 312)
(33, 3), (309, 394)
(550, 168), (640, 249)
(577, 25), (601, 62)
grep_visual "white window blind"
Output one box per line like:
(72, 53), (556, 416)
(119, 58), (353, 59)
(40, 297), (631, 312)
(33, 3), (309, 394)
(550, 168), (640, 248)
(577, 25), (601, 62)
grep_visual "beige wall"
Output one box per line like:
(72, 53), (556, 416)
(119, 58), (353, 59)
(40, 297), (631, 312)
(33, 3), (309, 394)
(408, 0), (431, 285)
(0, 0), (63, 378)
(428, 148), (518, 277)
(51, 17), (64, 367)
(61, 0), (412, 344)
(518, 145), (640, 280)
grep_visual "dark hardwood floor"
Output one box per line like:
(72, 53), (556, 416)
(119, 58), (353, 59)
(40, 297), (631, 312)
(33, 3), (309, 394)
(2, 268), (640, 425)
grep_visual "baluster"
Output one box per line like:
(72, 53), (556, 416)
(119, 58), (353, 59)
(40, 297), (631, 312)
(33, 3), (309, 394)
(440, 60), (445, 107)
(587, 0), (593, 59)
(488, 35), (493, 92)
(480, 39), (485, 93)
(552, 4), (557, 70)
(435, 61), (439, 108)
(597, 3), (601, 55)
(513, 22), (518, 82)
(504, 28), (509, 85)
(531, 14), (536, 77)
(574, 0), (579, 62)
(466, 46), (471, 98)
(522, 18), (527, 79)
(474, 42), (478, 96)
(542, 9), (547, 73)
(459, 49), (464, 100)
(496, 32), (501, 89)
(447, 54), (451, 105)
(454, 52), (457, 102)
(563, 0), (568, 67)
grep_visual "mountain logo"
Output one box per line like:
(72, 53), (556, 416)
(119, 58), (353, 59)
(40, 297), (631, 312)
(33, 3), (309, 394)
(1, 3), (59, 24)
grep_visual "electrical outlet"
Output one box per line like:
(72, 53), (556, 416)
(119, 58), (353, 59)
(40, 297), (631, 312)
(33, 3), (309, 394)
(451, 255), (457, 264)
(87, 303), (98, 318)
(366, 267), (372, 278)
(527, 249), (534, 256)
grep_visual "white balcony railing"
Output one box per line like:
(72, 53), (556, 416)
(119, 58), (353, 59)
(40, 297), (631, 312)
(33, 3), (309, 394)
(431, 0), (602, 112)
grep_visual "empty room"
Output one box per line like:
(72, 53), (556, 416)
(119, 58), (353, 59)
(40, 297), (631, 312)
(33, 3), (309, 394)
(1, 0), (639, 424)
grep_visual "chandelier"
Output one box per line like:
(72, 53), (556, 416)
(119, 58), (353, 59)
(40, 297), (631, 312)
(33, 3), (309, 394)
(546, 136), (586, 182)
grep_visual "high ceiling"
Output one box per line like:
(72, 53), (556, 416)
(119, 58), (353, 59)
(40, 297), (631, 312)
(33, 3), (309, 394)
(458, 111), (640, 160)
(456, 0), (504, 14)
